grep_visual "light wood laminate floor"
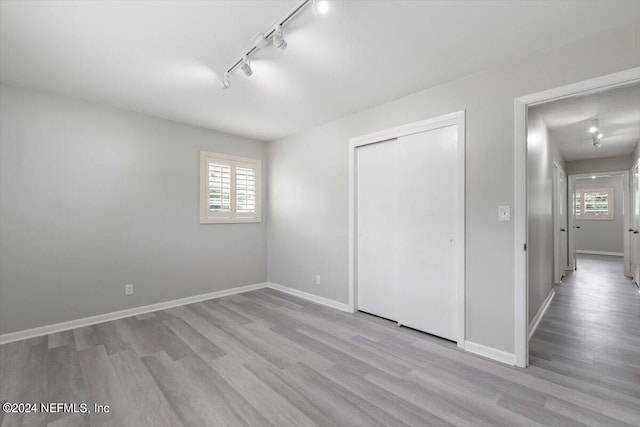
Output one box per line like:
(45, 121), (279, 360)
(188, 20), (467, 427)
(1, 255), (639, 426)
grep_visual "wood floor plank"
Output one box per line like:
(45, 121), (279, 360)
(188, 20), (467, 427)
(77, 345), (131, 426)
(142, 352), (247, 427)
(109, 349), (184, 427)
(205, 355), (311, 427)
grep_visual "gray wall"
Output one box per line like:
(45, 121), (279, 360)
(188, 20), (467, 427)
(565, 155), (633, 175)
(575, 175), (625, 254)
(526, 110), (564, 323)
(632, 141), (640, 163)
(267, 24), (639, 354)
(0, 84), (267, 334)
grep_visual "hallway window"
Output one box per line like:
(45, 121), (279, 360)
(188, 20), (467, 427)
(575, 187), (613, 220)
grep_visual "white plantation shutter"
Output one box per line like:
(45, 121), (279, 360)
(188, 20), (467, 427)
(200, 152), (261, 223)
(235, 166), (257, 214)
(208, 162), (231, 212)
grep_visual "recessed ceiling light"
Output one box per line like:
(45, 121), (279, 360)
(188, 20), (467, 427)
(313, 0), (330, 15)
(592, 176), (596, 179)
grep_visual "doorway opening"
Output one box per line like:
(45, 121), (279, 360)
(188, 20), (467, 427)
(514, 67), (640, 367)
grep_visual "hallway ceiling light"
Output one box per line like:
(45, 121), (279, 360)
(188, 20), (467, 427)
(221, 0), (329, 89)
(590, 119), (603, 148)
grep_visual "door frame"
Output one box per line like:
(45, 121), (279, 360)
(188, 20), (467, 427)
(630, 158), (640, 284)
(568, 171), (630, 269)
(348, 110), (466, 346)
(514, 67), (640, 367)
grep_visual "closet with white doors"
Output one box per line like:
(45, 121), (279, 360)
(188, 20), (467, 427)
(353, 113), (465, 343)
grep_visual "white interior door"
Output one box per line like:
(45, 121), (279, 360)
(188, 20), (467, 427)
(356, 140), (398, 321)
(560, 168), (568, 273)
(553, 164), (567, 283)
(568, 176), (578, 270)
(553, 164), (562, 284)
(395, 126), (458, 341)
(632, 161), (640, 283)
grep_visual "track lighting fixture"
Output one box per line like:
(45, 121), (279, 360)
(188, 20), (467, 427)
(312, 0), (330, 15)
(240, 56), (252, 77)
(221, 72), (231, 89)
(221, 0), (329, 89)
(272, 25), (287, 51)
(589, 119), (603, 148)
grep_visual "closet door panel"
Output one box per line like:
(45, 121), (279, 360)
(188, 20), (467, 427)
(396, 126), (458, 341)
(356, 140), (398, 321)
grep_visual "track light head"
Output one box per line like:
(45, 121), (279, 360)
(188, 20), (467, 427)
(312, 0), (329, 15)
(240, 56), (252, 77)
(597, 133), (603, 140)
(593, 140), (601, 148)
(589, 119), (599, 134)
(589, 126), (597, 133)
(272, 25), (287, 51)
(221, 72), (231, 89)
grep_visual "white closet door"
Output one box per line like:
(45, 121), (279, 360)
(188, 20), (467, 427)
(396, 126), (458, 341)
(356, 140), (398, 320)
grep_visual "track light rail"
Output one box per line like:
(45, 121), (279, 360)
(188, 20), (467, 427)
(224, 0), (311, 76)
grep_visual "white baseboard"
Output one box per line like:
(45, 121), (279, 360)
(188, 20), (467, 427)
(463, 341), (515, 366)
(0, 282), (268, 345)
(576, 250), (623, 257)
(266, 282), (353, 312)
(528, 288), (555, 341)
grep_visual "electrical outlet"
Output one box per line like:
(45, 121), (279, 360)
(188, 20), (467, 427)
(315, 274), (321, 285)
(125, 284), (134, 296)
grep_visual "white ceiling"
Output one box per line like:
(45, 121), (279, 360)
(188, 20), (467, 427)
(1, 1), (639, 141)
(531, 83), (640, 161)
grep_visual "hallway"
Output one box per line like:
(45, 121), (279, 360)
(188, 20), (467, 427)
(529, 254), (640, 423)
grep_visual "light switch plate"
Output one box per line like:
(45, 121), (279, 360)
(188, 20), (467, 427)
(498, 205), (511, 222)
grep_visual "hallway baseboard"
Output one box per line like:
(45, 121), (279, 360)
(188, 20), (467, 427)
(576, 250), (623, 257)
(463, 341), (515, 365)
(528, 288), (555, 341)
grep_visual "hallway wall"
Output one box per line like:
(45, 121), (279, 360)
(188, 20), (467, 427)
(527, 110), (565, 323)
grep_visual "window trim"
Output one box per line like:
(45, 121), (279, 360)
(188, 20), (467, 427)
(199, 151), (261, 224)
(575, 187), (614, 221)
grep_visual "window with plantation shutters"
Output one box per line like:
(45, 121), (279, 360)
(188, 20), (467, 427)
(575, 187), (613, 220)
(200, 151), (261, 223)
